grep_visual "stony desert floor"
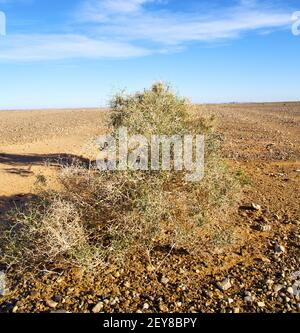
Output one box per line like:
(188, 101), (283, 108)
(0, 103), (300, 313)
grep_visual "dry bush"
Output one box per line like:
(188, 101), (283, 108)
(0, 83), (240, 273)
(1, 198), (105, 271)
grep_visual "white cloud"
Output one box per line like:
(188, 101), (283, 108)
(0, 34), (151, 61)
(0, 0), (294, 61)
(81, 0), (291, 45)
(78, 0), (156, 22)
(94, 9), (290, 45)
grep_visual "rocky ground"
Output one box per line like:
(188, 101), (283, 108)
(0, 103), (299, 313)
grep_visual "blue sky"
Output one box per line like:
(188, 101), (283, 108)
(0, 0), (300, 109)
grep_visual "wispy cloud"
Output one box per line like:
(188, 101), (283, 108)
(0, 34), (151, 61)
(80, 0), (291, 44)
(0, 0), (294, 61)
(79, 0), (156, 21)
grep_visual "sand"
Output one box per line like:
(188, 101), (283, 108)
(0, 108), (108, 196)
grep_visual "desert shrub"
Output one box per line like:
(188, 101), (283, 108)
(0, 83), (240, 272)
(1, 198), (105, 271)
(110, 82), (190, 136)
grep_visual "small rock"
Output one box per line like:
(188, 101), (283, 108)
(233, 307), (240, 313)
(257, 301), (265, 308)
(274, 214), (281, 221)
(92, 302), (104, 313)
(159, 303), (168, 312)
(287, 287), (295, 296)
(296, 303), (300, 311)
(275, 244), (286, 254)
(12, 305), (18, 313)
(251, 203), (262, 211)
(274, 284), (284, 293)
(260, 225), (272, 232)
(143, 303), (150, 310)
(217, 278), (232, 291)
(291, 271), (300, 280)
(46, 299), (58, 309)
(160, 276), (169, 285)
(240, 203), (261, 211)
(244, 296), (254, 303)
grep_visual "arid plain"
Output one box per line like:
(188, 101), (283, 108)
(1, 103), (300, 313)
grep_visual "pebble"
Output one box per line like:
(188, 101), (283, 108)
(244, 296), (254, 303)
(46, 299), (58, 309)
(251, 203), (262, 211)
(143, 303), (150, 310)
(260, 225), (272, 232)
(274, 214), (281, 221)
(160, 276), (169, 285)
(274, 284), (284, 293)
(12, 305), (18, 313)
(92, 302), (104, 313)
(241, 203), (261, 211)
(275, 244), (286, 254)
(217, 278), (232, 291)
(287, 287), (295, 296)
(257, 301), (265, 308)
(159, 303), (168, 312)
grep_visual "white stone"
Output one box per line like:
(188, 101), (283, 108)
(92, 302), (104, 313)
(46, 299), (58, 309)
(143, 303), (150, 310)
(217, 278), (232, 291)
